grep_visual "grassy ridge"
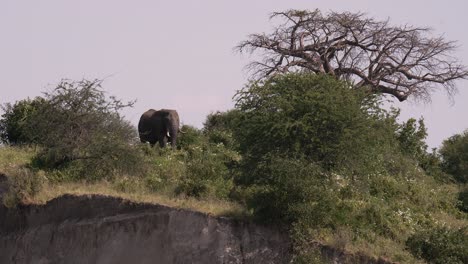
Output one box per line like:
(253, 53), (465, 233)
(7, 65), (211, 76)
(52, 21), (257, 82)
(0, 146), (247, 218)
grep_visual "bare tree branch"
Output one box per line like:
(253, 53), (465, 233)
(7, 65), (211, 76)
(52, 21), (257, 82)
(236, 9), (468, 101)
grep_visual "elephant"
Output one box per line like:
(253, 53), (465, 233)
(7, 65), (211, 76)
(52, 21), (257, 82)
(138, 109), (182, 148)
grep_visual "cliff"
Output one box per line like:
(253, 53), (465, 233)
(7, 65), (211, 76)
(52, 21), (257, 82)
(0, 193), (397, 264)
(0, 194), (291, 264)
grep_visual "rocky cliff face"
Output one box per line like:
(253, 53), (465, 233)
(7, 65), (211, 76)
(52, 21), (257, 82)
(0, 194), (396, 264)
(0, 195), (291, 264)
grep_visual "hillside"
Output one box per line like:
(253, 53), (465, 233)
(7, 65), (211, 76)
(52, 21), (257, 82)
(1, 74), (467, 263)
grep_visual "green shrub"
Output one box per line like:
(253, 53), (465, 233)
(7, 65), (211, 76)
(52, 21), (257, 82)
(203, 110), (240, 149)
(0, 97), (46, 145)
(240, 154), (338, 226)
(143, 147), (186, 192)
(440, 130), (468, 183)
(175, 143), (239, 199)
(396, 118), (428, 162)
(458, 187), (468, 213)
(233, 73), (399, 182)
(406, 226), (468, 264)
(177, 125), (205, 150)
(25, 79), (145, 180)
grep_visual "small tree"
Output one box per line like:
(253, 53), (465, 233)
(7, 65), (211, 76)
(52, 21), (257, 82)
(0, 97), (46, 145)
(237, 9), (468, 101)
(27, 79), (142, 180)
(396, 118), (428, 161)
(439, 130), (468, 183)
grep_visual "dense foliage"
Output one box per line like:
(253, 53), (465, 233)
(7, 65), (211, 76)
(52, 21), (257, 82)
(229, 73), (465, 262)
(203, 110), (240, 149)
(0, 97), (46, 145)
(440, 130), (468, 183)
(396, 118), (428, 162)
(406, 226), (468, 264)
(233, 74), (398, 184)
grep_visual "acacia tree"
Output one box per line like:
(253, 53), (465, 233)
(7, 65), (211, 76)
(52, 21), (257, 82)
(237, 9), (468, 101)
(26, 79), (144, 180)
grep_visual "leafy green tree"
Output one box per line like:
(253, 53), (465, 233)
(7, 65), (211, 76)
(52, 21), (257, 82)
(27, 79), (143, 180)
(439, 130), (468, 183)
(0, 97), (46, 145)
(396, 118), (428, 160)
(233, 73), (398, 185)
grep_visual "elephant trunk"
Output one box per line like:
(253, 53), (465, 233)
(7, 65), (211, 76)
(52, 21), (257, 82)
(169, 122), (178, 148)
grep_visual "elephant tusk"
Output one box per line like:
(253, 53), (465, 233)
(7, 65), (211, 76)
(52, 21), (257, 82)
(139, 130), (151, 136)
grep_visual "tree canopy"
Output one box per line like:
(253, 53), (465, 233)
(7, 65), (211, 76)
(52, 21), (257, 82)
(237, 9), (468, 101)
(233, 73), (399, 182)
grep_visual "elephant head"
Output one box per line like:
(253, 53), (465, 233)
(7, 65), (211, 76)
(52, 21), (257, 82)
(138, 109), (181, 148)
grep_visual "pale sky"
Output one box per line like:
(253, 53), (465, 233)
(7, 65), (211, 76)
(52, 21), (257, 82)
(1, 0), (467, 148)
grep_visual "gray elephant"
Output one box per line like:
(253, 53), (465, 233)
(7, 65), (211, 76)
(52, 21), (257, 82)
(138, 109), (182, 148)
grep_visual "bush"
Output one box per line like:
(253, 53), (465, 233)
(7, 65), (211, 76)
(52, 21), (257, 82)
(143, 147), (187, 192)
(175, 142), (239, 199)
(440, 130), (468, 183)
(458, 187), (468, 213)
(240, 154), (339, 226)
(0, 97), (46, 145)
(406, 226), (468, 264)
(396, 118), (428, 162)
(203, 110), (240, 149)
(233, 73), (399, 185)
(26, 79), (145, 180)
(140, 135), (239, 200)
(177, 125), (205, 150)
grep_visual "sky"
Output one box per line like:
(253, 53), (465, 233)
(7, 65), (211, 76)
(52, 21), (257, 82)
(1, 0), (467, 148)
